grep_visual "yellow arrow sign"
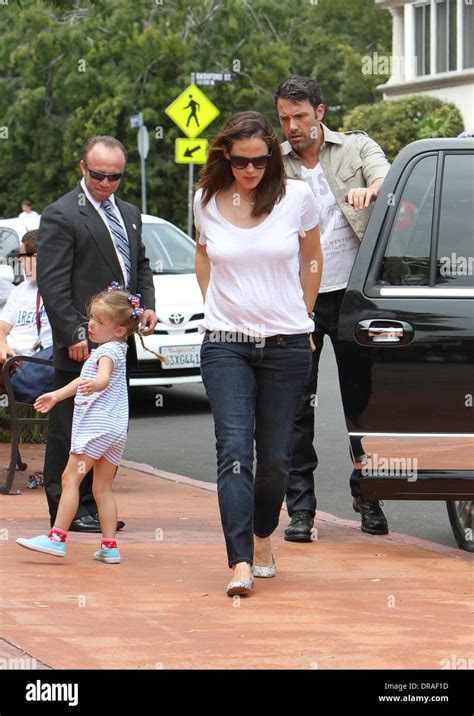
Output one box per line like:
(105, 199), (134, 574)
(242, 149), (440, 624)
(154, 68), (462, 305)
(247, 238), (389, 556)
(166, 84), (220, 139)
(175, 138), (209, 164)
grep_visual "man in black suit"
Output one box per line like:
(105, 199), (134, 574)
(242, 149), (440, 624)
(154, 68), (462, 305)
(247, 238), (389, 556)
(37, 135), (157, 532)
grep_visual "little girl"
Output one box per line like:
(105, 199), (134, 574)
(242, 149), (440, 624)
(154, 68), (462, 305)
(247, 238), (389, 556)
(16, 283), (164, 564)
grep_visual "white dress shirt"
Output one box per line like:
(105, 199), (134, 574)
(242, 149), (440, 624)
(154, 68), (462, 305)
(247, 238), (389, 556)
(80, 178), (129, 287)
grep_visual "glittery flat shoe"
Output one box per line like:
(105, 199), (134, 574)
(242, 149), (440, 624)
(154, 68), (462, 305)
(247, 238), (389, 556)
(226, 576), (254, 596)
(252, 554), (276, 578)
(226, 564), (254, 596)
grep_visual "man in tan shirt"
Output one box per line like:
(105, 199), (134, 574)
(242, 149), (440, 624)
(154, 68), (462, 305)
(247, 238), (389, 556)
(274, 76), (390, 540)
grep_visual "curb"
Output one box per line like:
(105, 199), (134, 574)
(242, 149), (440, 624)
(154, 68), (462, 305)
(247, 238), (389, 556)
(121, 459), (473, 562)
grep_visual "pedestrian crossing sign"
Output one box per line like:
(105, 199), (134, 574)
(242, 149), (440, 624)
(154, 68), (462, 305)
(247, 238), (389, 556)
(165, 84), (220, 139)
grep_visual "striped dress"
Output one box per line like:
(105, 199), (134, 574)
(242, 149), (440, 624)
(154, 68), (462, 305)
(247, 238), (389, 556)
(70, 340), (128, 466)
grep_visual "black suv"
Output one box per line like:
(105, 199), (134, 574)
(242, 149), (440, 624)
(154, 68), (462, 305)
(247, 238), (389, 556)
(338, 138), (474, 551)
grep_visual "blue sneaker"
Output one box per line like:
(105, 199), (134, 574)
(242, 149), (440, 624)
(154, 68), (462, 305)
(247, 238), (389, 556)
(16, 535), (66, 557)
(94, 547), (121, 564)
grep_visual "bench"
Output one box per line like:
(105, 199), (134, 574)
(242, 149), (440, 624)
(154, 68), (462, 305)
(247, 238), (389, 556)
(0, 354), (53, 494)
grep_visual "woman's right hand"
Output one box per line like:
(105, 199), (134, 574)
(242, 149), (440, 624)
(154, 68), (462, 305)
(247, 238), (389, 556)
(34, 392), (58, 413)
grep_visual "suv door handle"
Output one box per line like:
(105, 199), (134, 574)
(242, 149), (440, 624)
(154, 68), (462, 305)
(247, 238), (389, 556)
(355, 320), (414, 346)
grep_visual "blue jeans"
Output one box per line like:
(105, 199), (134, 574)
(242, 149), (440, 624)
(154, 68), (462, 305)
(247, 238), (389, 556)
(286, 289), (370, 517)
(200, 330), (312, 568)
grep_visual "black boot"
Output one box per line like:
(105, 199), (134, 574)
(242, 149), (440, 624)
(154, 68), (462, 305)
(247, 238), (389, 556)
(284, 510), (315, 542)
(353, 497), (389, 535)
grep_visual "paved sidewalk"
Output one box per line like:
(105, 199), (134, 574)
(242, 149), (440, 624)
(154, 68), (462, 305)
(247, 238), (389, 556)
(0, 444), (472, 670)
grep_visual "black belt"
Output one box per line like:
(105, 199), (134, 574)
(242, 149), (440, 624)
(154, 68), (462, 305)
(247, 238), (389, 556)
(204, 329), (307, 343)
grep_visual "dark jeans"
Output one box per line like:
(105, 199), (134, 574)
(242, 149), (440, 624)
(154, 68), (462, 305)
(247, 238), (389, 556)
(200, 330), (312, 568)
(286, 289), (371, 517)
(43, 369), (97, 526)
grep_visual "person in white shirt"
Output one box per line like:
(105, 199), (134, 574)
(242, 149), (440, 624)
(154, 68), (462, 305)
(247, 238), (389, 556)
(18, 200), (40, 227)
(274, 76), (391, 540)
(194, 111), (322, 597)
(0, 230), (52, 393)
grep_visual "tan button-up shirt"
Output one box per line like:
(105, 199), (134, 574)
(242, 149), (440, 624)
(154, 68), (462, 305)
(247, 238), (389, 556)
(281, 123), (390, 241)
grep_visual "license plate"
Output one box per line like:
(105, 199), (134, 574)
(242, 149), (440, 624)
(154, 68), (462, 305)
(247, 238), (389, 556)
(160, 345), (201, 370)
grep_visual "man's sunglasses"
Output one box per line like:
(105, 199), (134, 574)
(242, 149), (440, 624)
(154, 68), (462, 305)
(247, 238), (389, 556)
(228, 154), (271, 170)
(84, 163), (124, 182)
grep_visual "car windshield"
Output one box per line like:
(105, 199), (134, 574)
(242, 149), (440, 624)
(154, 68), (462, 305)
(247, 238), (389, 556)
(141, 221), (195, 274)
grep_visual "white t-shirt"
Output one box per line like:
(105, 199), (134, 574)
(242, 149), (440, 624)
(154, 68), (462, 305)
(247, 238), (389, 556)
(0, 280), (52, 355)
(300, 163), (360, 293)
(193, 179), (320, 337)
(18, 211), (40, 231)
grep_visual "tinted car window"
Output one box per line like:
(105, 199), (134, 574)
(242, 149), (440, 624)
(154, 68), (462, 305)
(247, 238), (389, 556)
(436, 154), (474, 287)
(378, 155), (436, 286)
(141, 222), (195, 274)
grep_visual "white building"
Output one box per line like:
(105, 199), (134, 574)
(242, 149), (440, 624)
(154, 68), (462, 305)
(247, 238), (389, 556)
(376, 0), (474, 129)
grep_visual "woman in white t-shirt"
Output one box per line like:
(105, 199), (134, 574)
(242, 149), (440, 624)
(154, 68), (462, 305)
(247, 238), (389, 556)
(194, 111), (323, 597)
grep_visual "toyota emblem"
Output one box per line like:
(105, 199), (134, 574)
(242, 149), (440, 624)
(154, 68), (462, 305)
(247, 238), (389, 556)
(169, 313), (185, 325)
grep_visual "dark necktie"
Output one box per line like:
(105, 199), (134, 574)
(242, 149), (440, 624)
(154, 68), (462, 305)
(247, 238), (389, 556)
(101, 199), (131, 286)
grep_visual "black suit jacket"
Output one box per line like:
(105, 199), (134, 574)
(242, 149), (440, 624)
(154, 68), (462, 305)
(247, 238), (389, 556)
(37, 185), (155, 372)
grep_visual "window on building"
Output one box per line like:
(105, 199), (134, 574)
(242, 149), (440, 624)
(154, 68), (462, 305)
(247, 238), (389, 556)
(463, 2), (474, 69)
(415, 3), (431, 76)
(414, 0), (473, 75)
(436, 0), (457, 73)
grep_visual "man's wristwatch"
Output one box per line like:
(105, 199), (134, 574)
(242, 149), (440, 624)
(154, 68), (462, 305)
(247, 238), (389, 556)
(307, 311), (315, 320)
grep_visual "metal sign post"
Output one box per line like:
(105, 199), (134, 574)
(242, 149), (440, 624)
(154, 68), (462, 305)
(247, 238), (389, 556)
(187, 163), (194, 239)
(137, 124), (149, 214)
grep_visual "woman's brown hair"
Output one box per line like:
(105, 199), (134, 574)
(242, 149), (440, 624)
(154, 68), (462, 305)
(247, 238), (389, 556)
(196, 111), (286, 217)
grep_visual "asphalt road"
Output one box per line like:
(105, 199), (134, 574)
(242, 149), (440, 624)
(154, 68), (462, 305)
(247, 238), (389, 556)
(125, 341), (459, 551)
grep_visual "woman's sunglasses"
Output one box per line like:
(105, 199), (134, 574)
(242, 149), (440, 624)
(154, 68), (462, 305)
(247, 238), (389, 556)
(228, 154), (271, 170)
(84, 163), (124, 182)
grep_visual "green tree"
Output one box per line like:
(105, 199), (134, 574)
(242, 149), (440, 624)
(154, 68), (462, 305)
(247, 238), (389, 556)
(0, 0), (391, 229)
(343, 95), (465, 162)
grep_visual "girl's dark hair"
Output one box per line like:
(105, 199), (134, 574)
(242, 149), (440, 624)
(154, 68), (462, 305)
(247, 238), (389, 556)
(21, 230), (38, 255)
(88, 289), (165, 362)
(273, 76), (324, 111)
(196, 111), (286, 217)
